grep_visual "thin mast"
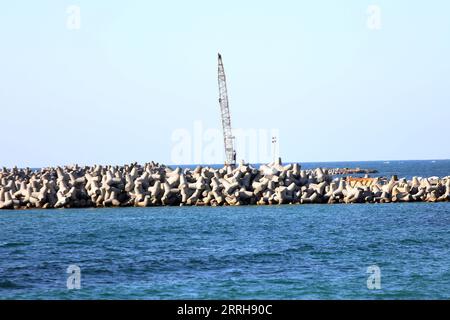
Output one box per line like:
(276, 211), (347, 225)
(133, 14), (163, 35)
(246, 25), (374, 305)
(217, 53), (235, 165)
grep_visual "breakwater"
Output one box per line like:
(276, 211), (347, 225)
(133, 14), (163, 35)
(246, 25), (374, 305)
(0, 159), (449, 209)
(327, 167), (378, 175)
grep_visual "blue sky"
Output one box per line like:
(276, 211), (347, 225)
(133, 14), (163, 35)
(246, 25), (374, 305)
(1, 0), (449, 167)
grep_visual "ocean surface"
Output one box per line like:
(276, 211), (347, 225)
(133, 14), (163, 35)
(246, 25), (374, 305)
(1, 160), (449, 299)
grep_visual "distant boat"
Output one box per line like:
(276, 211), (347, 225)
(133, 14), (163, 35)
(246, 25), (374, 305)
(431, 160), (436, 163)
(384, 161), (390, 164)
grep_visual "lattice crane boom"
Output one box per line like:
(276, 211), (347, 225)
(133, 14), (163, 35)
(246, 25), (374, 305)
(217, 53), (236, 165)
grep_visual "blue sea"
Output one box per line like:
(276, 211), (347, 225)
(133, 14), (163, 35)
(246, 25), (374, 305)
(1, 160), (449, 299)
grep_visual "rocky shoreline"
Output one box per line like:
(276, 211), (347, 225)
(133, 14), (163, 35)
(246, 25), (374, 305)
(0, 159), (449, 209)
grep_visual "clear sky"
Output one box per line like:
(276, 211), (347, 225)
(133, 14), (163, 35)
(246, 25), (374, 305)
(1, 0), (449, 167)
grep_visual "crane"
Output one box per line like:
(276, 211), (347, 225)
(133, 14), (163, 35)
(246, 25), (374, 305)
(217, 53), (236, 166)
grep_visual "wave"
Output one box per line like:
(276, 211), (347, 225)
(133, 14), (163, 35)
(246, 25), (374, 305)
(0, 280), (24, 289)
(0, 242), (31, 248)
